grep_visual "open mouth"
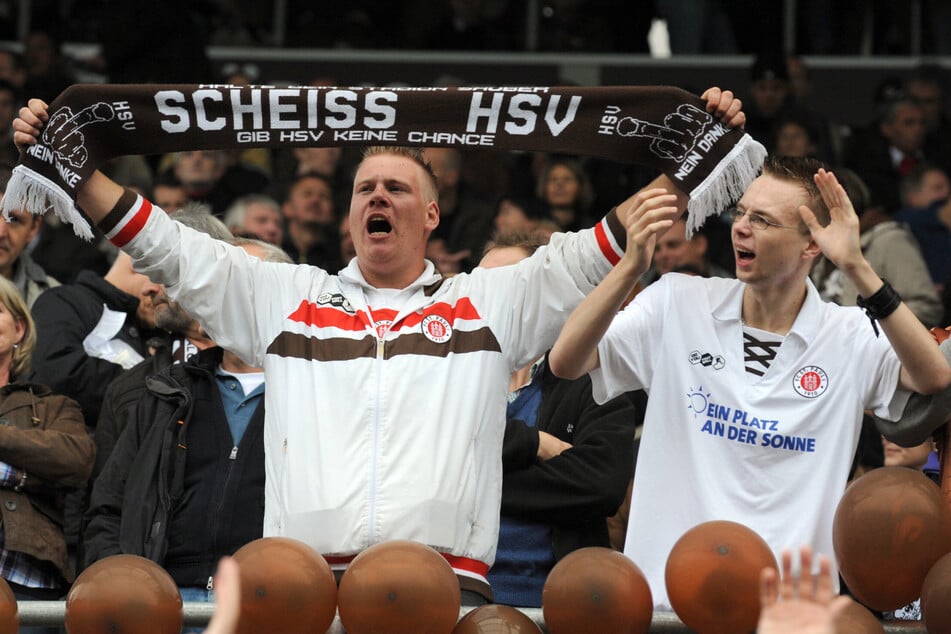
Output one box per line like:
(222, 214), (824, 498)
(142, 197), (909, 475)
(736, 249), (755, 264)
(367, 215), (392, 236)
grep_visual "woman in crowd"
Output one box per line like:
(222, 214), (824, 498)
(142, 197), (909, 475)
(0, 276), (94, 634)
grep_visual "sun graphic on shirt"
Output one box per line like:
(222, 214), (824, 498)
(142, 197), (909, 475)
(686, 385), (710, 417)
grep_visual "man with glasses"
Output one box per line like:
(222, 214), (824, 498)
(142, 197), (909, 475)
(549, 155), (951, 609)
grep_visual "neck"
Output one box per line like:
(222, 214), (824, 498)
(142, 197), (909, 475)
(741, 281), (808, 335)
(221, 350), (261, 374)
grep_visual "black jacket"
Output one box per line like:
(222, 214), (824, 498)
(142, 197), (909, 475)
(30, 269), (164, 426)
(83, 348), (265, 585)
(500, 357), (637, 560)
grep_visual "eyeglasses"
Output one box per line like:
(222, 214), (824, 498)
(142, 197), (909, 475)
(726, 207), (800, 231)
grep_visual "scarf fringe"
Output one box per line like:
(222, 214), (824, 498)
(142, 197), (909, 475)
(685, 134), (767, 237)
(1, 165), (95, 241)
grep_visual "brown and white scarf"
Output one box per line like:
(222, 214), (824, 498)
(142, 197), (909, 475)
(1, 83), (765, 239)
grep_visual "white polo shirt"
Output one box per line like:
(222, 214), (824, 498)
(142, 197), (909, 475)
(592, 273), (908, 609)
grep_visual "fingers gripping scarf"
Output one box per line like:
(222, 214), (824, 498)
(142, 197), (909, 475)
(2, 83), (765, 240)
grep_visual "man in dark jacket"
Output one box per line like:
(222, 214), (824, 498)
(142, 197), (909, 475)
(480, 234), (638, 607)
(29, 249), (164, 426)
(84, 346), (265, 595)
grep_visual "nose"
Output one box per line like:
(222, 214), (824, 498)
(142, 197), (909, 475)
(141, 281), (164, 298)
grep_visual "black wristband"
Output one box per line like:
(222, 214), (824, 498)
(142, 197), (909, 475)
(856, 279), (902, 337)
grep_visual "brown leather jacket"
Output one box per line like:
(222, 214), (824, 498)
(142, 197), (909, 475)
(0, 383), (94, 585)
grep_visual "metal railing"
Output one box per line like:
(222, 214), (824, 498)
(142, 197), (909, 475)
(14, 601), (930, 632)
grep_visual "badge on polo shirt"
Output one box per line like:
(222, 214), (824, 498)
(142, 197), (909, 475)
(793, 365), (828, 398)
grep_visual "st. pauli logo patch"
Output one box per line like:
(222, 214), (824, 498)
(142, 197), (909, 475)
(421, 315), (452, 344)
(793, 366), (828, 398)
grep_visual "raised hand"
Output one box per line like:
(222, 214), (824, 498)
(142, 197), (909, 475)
(12, 98), (53, 154)
(758, 546), (854, 634)
(799, 168), (863, 273)
(616, 187), (680, 280)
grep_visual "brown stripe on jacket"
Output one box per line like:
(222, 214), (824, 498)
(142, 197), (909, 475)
(266, 327), (501, 362)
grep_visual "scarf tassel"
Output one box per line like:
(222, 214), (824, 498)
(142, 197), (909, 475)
(1, 164), (95, 241)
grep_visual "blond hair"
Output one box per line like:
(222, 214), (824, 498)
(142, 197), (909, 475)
(0, 277), (34, 380)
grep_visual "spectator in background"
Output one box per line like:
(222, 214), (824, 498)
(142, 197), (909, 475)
(745, 52), (833, 163)
(812, 167), (943, 327)
(480, 232), (638, 607)
(269, 145), (355, 214)
(0, 170), (59, 309)
(492, 194), (550, 238)
(21, 27), (73, 104)
(893, 163), (951, 291)
(0, 277), (93, 634)
(424, 147), (495, 273)
(904, 63), (951, 177)
(845, 95), (928, 212)
(158, 149), (268, 216)
(30, 250), (164, 428)
(224, 194), (284, 246)
(882, 435), (938, 481)
(91, 206), (233, 482)
(640, 212), (733, 286)
(0, 49), (25, 92)
(281, 172), (341, 271)
(773, 112), (823, 161)
(151, 171), (189, 214)
(537, 156), (595, 232)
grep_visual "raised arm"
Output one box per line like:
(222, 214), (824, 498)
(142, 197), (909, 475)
(801, 169), (951, 395)
(549, 187), (680, 379)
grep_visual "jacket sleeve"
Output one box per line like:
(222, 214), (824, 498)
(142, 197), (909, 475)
(470, 211), (627, 371)
(83, 403), (144, 566)
(107, 194), (321, 367)
(501, 418), (540, 473)
(0, 392), (94, 489)
(30, 288), (124, 424)
(499, 372), (637, 524)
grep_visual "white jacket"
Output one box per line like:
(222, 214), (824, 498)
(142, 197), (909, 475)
(106, 191), (624, 584)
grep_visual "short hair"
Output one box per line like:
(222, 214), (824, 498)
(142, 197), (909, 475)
(899, 162), (946, 202)
(223, 194), (281, 231)
(231, 236), (294, 264)
(360, 146), (438, 200)
(483, 230), (548, 258)
(760, 155), (830, 227)
(170, 203), (233, 241)
(0, 276), (34, 379)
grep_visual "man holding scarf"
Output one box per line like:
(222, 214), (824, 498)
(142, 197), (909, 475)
(13, 85), (747, 605)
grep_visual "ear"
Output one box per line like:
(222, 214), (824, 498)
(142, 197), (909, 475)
(802, 235), (822, 259)
(425, 201), (440, 232)
(14, 318), (25, 344)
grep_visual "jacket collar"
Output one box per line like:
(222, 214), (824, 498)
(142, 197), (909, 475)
(337, 258), (443, 292)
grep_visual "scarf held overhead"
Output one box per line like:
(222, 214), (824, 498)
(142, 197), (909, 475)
(3, 83), (765, 240)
